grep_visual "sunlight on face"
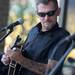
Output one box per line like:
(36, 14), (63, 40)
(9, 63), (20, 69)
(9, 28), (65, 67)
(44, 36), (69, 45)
(37, 1), (60, 31)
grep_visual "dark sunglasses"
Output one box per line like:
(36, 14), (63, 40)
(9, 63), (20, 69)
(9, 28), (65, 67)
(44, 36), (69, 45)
(37, 10), (56, 17)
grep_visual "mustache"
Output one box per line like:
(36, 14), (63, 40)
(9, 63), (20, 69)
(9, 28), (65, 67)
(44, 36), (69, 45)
(44, 20), (52, 23)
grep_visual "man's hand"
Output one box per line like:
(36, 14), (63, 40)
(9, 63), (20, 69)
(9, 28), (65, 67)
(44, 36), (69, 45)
(1, 48), (22, 65)
(1, 54), (10, 65)
(6, 48), (22, 63)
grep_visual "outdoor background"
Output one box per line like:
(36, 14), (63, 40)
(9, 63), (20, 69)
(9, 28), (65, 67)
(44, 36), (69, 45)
(0, 0), (75, 75)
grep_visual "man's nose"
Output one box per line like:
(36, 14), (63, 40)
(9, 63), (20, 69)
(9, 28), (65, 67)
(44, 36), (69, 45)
(44, 15), (49, 21)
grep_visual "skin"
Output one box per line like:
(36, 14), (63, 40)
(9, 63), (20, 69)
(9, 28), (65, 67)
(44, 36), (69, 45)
(37, 1), (60, 32)
(1, 1), (61, 75)
(1, 2), (61, 65)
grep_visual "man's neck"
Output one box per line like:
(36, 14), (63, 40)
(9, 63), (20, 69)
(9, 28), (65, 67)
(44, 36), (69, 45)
(41, 27), (52, 32)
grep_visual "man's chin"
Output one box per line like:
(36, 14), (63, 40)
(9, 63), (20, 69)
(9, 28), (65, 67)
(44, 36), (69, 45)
(44, 25), (52, 31)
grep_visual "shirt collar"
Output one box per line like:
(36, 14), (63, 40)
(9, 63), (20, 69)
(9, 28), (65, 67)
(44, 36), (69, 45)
(36, 22), (59, 33)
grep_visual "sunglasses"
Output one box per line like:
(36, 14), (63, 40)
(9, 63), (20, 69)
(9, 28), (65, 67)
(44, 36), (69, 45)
(37, 10), (56, 17)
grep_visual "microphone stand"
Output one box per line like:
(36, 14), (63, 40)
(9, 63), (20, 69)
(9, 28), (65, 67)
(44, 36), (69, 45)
(48, 36), (75, 75)
(0, 28), (13, 43)
(0, 25), (23, 75)
(0, 26), (22, 75)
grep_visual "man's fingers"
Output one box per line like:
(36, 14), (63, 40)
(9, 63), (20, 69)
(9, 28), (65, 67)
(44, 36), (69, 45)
(1, 54), (10, 65)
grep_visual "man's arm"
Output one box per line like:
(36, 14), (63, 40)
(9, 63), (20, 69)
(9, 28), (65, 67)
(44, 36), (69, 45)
(44, 59), (57, 75)
(7, 50), (58, 75)
(19, 55), (46, 75)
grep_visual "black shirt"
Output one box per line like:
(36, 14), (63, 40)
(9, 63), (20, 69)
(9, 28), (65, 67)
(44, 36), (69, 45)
(21, 22), (71, 75)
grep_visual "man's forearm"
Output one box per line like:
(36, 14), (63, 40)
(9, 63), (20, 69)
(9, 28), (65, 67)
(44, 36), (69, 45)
(8, 50), (57, 75)
(17, 56), (57, 75)
(18, 56), (46, 75)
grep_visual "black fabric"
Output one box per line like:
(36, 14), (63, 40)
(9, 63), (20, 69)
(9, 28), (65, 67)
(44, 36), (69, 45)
(0, 54), (8, 75)
(0, 22), (71, 75)
(21, 22), (71, 75)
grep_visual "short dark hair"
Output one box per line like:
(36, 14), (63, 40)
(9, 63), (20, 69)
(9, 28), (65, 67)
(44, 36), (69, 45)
(35, 0), (58, 8)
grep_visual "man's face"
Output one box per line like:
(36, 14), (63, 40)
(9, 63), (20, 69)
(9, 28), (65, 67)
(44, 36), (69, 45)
(37, 1), (60, 31)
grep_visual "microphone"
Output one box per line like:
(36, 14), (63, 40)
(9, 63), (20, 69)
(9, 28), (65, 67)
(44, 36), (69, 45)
(0, 18), (24, 31)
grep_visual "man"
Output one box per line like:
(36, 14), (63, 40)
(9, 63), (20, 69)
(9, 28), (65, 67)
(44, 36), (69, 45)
(0, 0), (71, 75)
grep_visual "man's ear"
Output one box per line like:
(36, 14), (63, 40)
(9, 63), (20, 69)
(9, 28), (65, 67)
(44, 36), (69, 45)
(56, 8), (61, 16)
